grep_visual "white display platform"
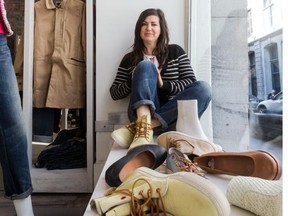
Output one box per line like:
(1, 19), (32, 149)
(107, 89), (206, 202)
(83, 144), (255, 216)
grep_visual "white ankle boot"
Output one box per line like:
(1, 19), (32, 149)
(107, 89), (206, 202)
(176, 100), (208, 140)
(13, 195), (34, 216)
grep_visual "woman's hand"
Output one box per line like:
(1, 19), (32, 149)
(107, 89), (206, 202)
(157, 68), (163, 88)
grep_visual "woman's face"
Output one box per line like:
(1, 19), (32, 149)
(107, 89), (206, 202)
(140, 15), (161, 45)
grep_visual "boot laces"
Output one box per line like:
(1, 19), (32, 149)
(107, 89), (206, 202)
(167, 138), (205, 177)
(134, 121), (152, 141)
(108, 178), (168, 216)
(126, 121), (137, 134)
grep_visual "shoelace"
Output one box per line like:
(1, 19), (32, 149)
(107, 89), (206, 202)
(172, 156), (206, 177)
(168, 137), (195, 155)
(108, 178), (168, 216)
(125, 121), (137, 134)
(134, 120), (152, 141)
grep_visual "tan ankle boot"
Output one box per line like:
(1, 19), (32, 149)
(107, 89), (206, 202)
(111, 122), (136, 148)
(129, 114), (153, 150)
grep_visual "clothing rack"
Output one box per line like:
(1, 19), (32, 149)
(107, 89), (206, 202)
(22, 0), (94, 193)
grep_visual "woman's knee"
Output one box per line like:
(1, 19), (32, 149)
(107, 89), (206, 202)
(185, 80), (212, 101)
(196, 80), (212, 100)
(134, 61), (157, 76)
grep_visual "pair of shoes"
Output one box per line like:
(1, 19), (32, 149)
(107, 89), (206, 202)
(193, 150), (281, 180)
(226, 176), (282, 216)
(92, 167), (231, 216)
(105, 144), (167, 187)
(111, 114), (153, 150)
(166, 147), (205, 177)
(156, 131), (223, 156)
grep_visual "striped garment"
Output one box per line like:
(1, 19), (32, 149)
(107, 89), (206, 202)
(110, 44), (197, 104)
(0, 0), (13, 36)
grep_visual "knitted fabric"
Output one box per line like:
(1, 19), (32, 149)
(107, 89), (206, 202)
(226, 176), (282, 216)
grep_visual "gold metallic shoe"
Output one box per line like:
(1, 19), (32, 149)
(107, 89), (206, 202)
(165, 147), (206, 177)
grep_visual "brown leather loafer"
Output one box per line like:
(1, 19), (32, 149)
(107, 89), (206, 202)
(193, 150), (281, 180)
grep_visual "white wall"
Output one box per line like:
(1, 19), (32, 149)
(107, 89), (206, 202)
(190, 0), (212, 139)
(96, 0), (188, 121)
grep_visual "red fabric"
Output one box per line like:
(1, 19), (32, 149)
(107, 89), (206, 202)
(0, 0), (4, 34)
(0, 0), (13, 36)
(0, 19), (5, 34)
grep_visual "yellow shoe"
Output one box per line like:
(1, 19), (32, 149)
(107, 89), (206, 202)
(91, 167), (231, 216)
(128, 114), (153, 150)
(111, 122), (136, 148)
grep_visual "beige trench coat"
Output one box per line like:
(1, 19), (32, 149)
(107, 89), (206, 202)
(14, 0), (86, 108)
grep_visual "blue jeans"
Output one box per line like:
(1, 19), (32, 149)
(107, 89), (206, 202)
(0, 35), (33, 199)
(33, 108), (58, 142)
(128, 60), (212, 134)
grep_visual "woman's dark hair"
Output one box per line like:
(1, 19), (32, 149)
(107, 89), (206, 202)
(131, 8), (169, 69)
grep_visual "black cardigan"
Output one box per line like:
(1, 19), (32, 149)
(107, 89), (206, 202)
(110, 44), (197, 105)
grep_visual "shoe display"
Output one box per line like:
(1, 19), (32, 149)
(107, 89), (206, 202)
(166, 147), (205, 177)
(128, 114), (153, 150)
(226, 176), (282, 216)
(105, 144), (167, 187)
(193, 150), (281, 180)
(111, 122), (136, 148)
(156, 131), (222, 156)
(93, 167), (231, 216)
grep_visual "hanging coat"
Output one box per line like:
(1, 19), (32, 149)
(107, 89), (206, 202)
(14, 0), (86, 108)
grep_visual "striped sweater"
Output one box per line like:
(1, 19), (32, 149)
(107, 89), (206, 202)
(110, 44), (197, 104)
(0, 0), (13, 36)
